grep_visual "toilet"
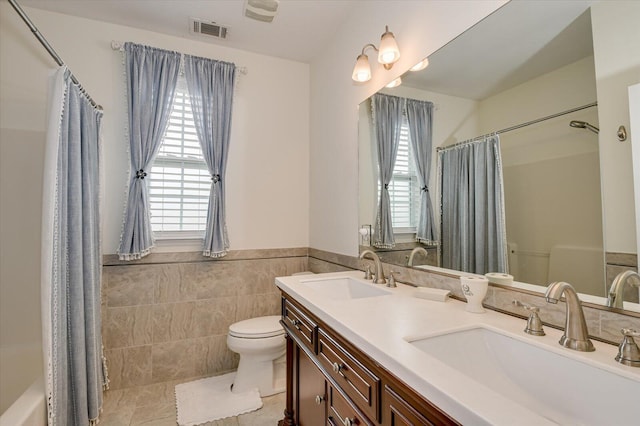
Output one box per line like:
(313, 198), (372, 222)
(227, 315), (286, 397)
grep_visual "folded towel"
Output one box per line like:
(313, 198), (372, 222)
(414, 287), (450, 302)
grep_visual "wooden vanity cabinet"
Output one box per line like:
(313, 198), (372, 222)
(296, 346), (326, 426)
(280, 293), (459, 426)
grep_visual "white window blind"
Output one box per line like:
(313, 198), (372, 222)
(387, 118), (420, 230)
(149, 80), (210, 234)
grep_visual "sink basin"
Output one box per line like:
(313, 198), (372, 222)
(408, 327), (640, 425)
(300, 277), (391, 300)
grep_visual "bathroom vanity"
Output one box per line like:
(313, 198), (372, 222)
(280, 288), (454, 426)
(276, 271), (640, 426)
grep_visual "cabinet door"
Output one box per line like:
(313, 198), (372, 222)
(298, 347), (327, 426)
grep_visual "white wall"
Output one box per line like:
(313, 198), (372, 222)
(477, 56), (598, 133)
(1, 4), (310, 255)
(591, 1), (640, 254)
(631, 83), (640, 258)
(309, 0), (507, 256)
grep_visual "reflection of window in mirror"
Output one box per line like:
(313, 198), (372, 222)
(379, 115), (420, 233)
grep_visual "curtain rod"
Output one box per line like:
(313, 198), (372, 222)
(110, 41), (249, 76)
(8, 0), (102, 110)
(436, 101), (598, 152)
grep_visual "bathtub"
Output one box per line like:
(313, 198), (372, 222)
(0, 377), (45, 426)
(0, 343), (46, 426)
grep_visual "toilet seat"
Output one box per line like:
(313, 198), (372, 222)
(228, 315), (284, 339)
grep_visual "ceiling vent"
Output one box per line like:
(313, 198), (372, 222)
(244, 0), (279, 23)
(189, 18), (229, 40)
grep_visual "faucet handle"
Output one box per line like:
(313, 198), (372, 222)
(364, 265), (372, 280)
(513, 300), (545, 336)
(513, 300), (539, 312)
(621, 328), (640, 337)
(387, 271), (397, 288)
(616, 328), (640, 367)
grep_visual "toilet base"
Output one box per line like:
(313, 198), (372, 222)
(232, 353), (286, 397)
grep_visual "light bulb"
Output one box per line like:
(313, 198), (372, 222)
(352, 53), (371, 82)
(410, 58), (429, 72)
(385, 77), (402, 88)
(378, 27), (400, 66)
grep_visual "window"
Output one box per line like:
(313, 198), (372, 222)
(149, 78), (210, 236)
(387, 117), (420, 230)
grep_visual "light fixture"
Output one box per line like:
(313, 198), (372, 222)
(244, 0), (279, 23)
(385, 77), (402, 88)
(352, 25), (401, 82)
(410, 57), (429, 72)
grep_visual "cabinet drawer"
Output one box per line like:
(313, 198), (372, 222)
(384, 385), (458, 426)
(328, 385), (373, 426)
(318, 329), (380, 422)
(283, 299), (317, 352)
(384, 386), (433, 426)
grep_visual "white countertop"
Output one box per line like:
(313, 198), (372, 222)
(276, 271), (640, 426)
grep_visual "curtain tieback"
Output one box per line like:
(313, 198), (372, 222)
(135, 169), (147, 179)
(211, 174), (221, 184)
(384, 183), (389, 189)
(421, 186), (429, 192)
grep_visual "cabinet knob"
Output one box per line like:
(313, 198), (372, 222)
(290, 318), (301, 329)
(314, 394), (325, 405)
(332, 362), (345, 375)
(342, 416), (355, 426)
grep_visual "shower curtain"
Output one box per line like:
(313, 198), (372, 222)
(41, 67), (105, 426)
(438, 135), (508, 274)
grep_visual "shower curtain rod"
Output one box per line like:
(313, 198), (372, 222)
(436, 101), (598, 152)
(8, 0), (102, 110)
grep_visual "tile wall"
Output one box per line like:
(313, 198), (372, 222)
(101, 246), (639, 391)
(102, 249), (308, 390)
(359, 243), (438, 267)
(308, 249), (640, 345)
(605, 252), (638, 303)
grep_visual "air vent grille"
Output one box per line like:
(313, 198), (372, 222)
(189, 18), (229, 40)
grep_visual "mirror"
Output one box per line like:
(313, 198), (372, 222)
(358, 0), (639, 312)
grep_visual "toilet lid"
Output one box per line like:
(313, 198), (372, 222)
(229, 315), (284, 338)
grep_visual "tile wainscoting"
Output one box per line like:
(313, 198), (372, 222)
(606, 252), (639, 303)
(102, 248), (308, 390)
(100, 246), (639, 391)
(308, 248), (640, 345)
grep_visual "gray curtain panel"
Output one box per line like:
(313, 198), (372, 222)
(406, 98), (437, 243)
(439, 135), (508, 274)
(184, 55), (236, 257)
(45, 68), (105, 425)
(117, 42), (181, 260)
(372, 93), (405, 248)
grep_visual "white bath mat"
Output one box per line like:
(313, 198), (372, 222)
(175, 373), (263, 426)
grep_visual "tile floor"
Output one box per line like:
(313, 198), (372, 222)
(100, 375), (285, 426)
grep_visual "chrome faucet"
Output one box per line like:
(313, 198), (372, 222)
(607, 270), (640, 309)
(360, 250), (386, 284)
(545, 281), (595, 352)
(407, 246), (429, 266)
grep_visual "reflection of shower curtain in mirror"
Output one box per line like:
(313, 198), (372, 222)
(438, 135), (508, 274)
